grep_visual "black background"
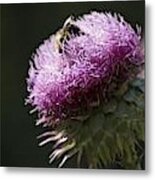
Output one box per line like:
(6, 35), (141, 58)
(1, 1), (145, 167)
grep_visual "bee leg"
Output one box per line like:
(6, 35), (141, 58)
(59, 47), (63, 53)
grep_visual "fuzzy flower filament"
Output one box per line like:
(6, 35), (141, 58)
(26, 12), (144, 125)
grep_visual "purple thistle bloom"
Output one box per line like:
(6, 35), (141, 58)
(26, 12), (144, 125)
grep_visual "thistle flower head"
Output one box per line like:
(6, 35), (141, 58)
(26, 11), (144, 124)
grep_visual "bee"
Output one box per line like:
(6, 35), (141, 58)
(54, 15), (83, 53)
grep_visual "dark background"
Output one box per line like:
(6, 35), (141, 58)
(0, 1), (145, 167)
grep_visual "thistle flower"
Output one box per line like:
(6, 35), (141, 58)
(26, 11), (144, 125)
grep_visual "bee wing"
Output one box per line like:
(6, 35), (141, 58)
(63, 15), (74, 27)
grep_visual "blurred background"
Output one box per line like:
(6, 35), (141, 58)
(1, 0), (144, 167)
